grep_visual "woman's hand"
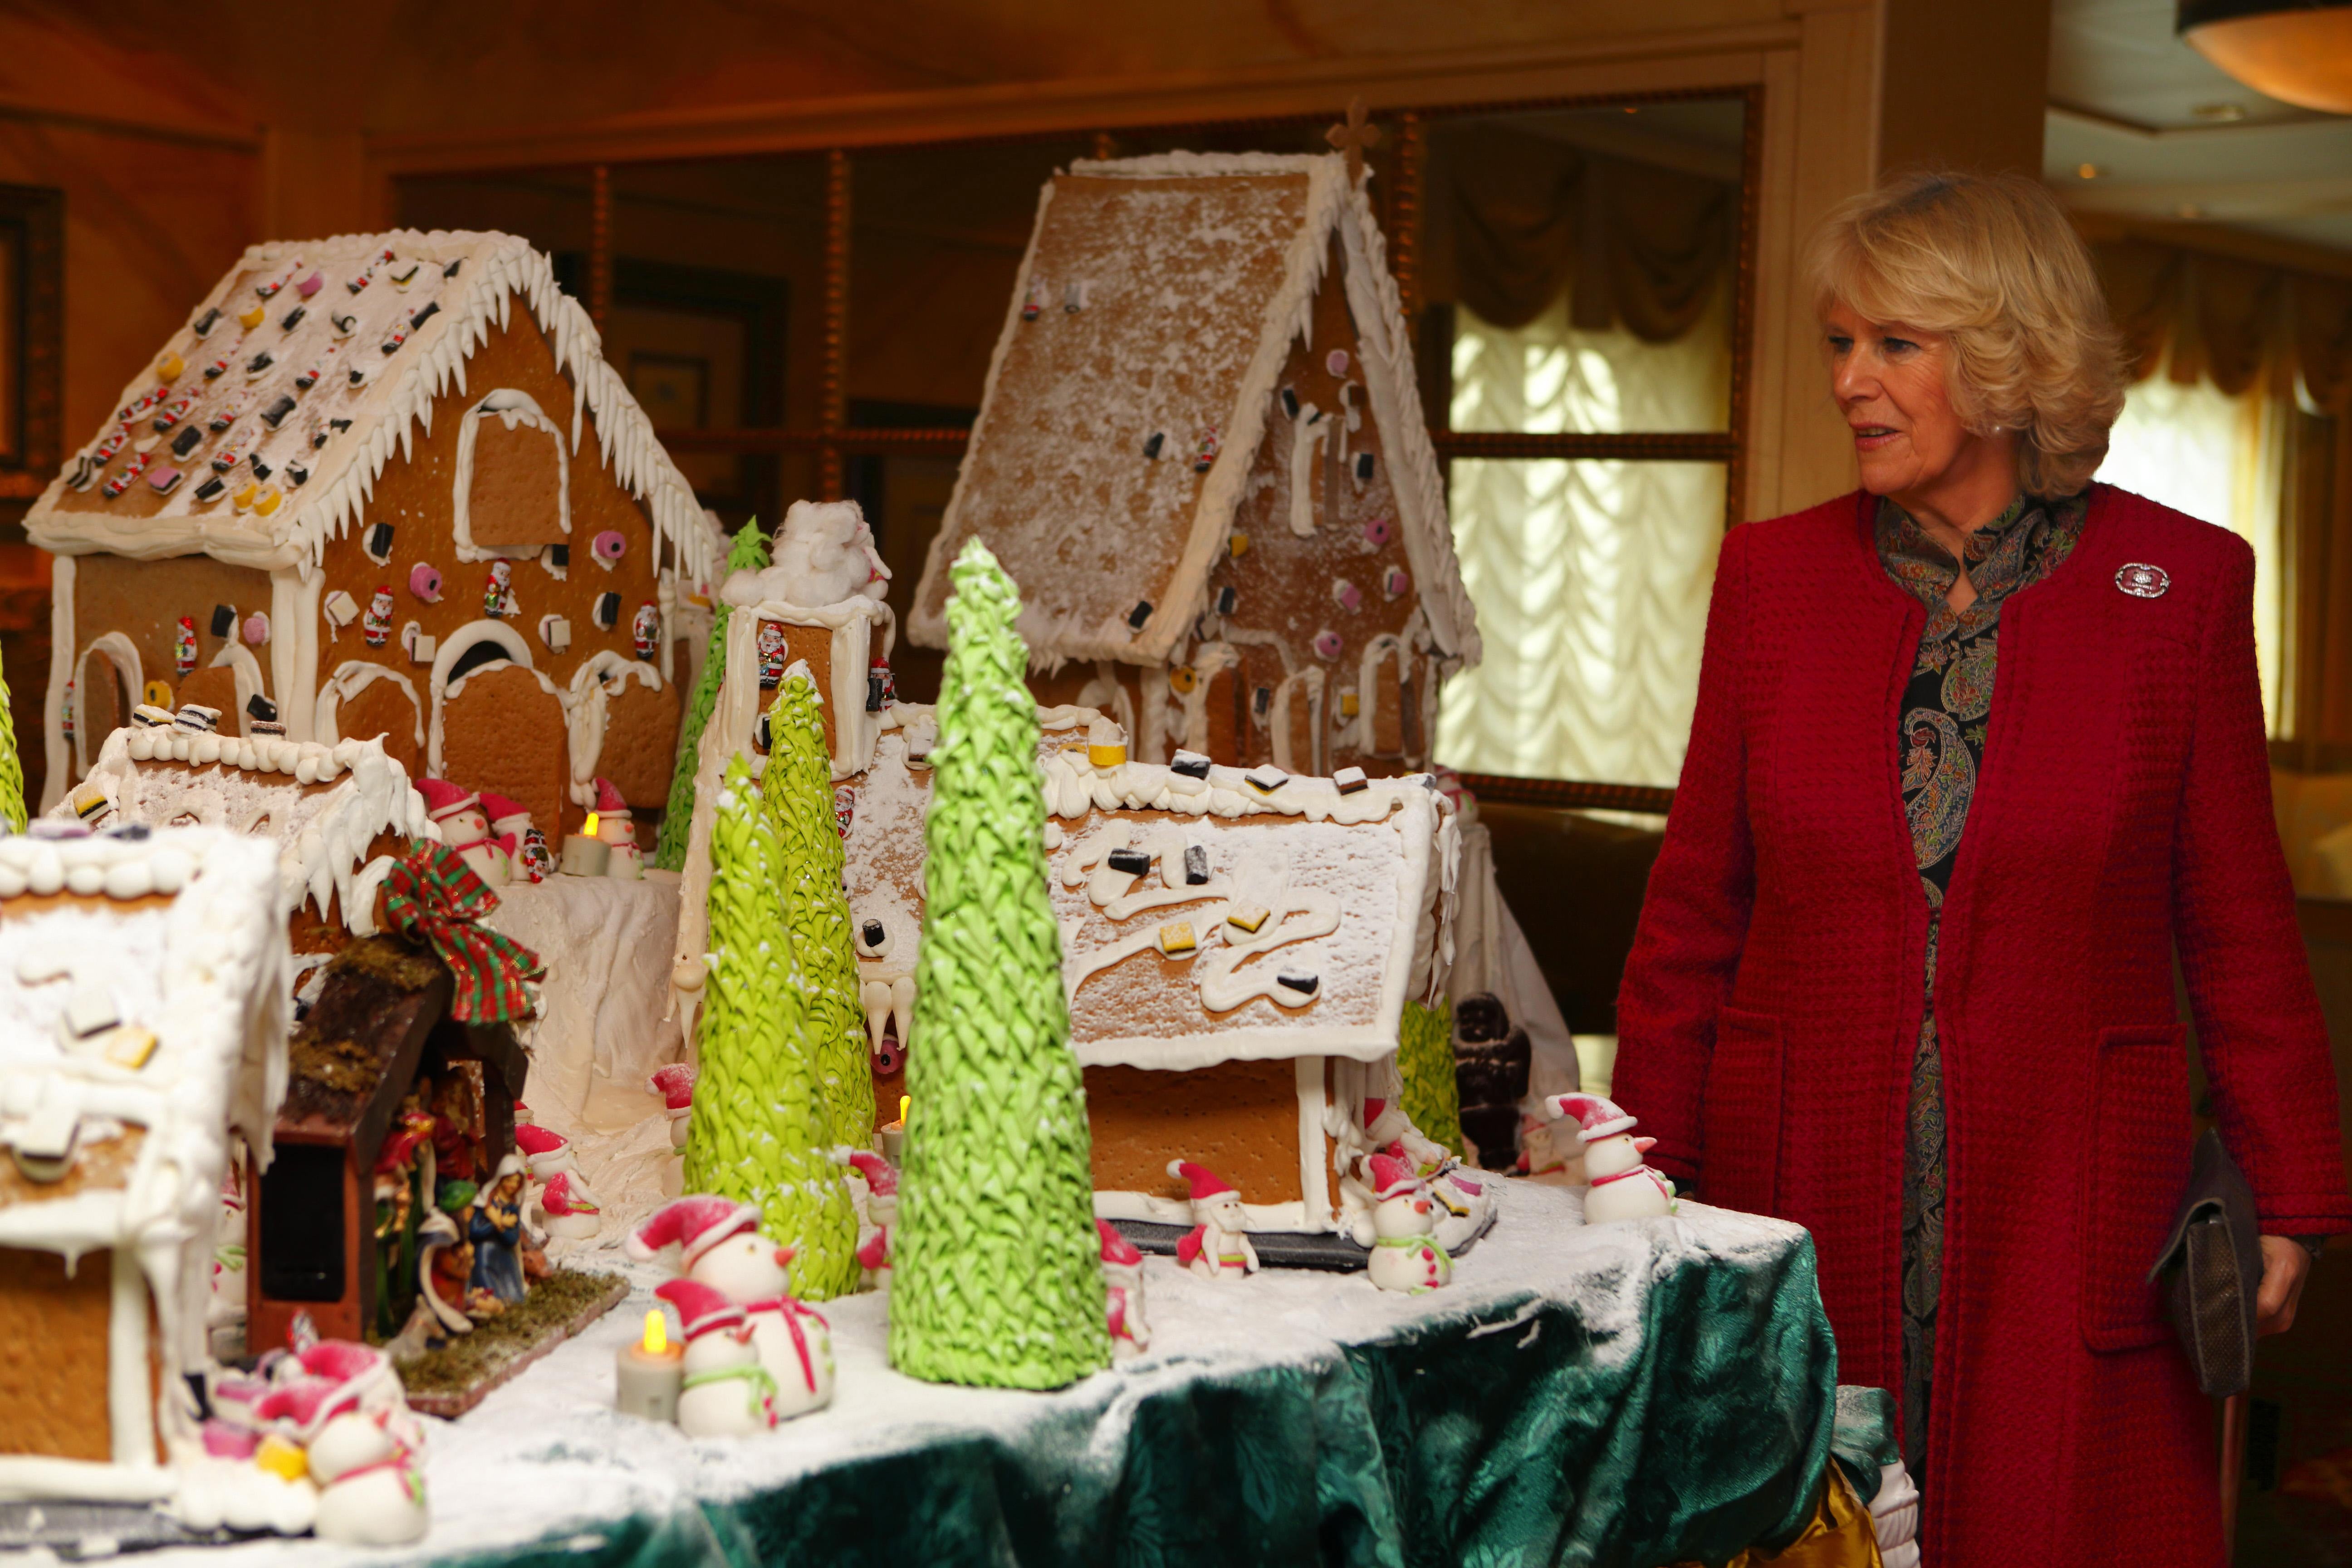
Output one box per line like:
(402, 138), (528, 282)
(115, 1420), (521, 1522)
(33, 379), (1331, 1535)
(2258, 1235), (2315, 1336)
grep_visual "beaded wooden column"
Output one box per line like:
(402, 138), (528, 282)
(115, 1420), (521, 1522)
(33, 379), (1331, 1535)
(820, 148), (850, 502)
(587, 164), (613, 333)
(1390, 112), (1424, 331)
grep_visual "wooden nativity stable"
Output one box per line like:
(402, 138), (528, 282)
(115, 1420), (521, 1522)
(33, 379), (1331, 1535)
(25, 229), (723, 846)
(910, 151), (1481, 779)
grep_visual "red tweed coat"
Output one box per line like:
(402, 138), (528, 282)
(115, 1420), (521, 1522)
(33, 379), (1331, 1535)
(1612, 485), (2352, 1565)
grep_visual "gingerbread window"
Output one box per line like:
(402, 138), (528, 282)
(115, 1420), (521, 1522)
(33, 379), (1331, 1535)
(452, 389), (570, 559)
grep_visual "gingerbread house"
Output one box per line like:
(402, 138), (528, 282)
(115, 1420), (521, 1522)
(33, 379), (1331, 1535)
(27, 229), (724, 848)
(0, 827), (289, 1502)
(56, 723), (432, 956)
(909, 152), (1480, 777)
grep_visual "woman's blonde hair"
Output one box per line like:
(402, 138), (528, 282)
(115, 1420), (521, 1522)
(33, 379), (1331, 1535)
(1808, 170), (2127, 498)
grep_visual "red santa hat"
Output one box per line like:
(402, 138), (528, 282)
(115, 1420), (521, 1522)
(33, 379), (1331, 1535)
(841, 1150), (898, 1197)
(593, 776), (631, 816)
(514, 1122), (568, 1159)
(1368, 1152), (1419, 1202)
(655, 1276), (745, 1342)
(415, 777), (481, 823)
(626, 1194), (759, 1271)
(650, 1063), (696, 1112)
(1166, 1159), (1237, 1202)
(1547, 1093), (1638, 1144)
(1096, 1218), (1143, 1266)
(479, 791), (529, 828)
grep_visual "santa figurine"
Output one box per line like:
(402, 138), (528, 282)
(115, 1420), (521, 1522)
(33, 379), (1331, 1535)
(174, 615), (199, 677)
(1098, 1220), (1152, 1361)
(1548, 1092), (1675, 1223)
(479, 793), (542, 883)
(866, 656), (896, 714)
(840, 1150), (897, 1289)
(482, 559), (516, 619)
(591, 776), (645, 881)
(650, 1063), (696, 1151)
(652, 1278), (775, 1438)
(1168, 1160), (1258, 1282)
(361, 586), (394, 648)
(1363, 1152), (1451, 1294)
(757, 620), (787, 689)
(632, 601), (661, 660)
(513, 1123), (604, 1241)
(416, 778), (506, 887)
(628, 1196), (833, 1420)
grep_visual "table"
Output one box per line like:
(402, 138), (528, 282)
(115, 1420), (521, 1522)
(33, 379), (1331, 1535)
(141, 1181), (1867, 1568)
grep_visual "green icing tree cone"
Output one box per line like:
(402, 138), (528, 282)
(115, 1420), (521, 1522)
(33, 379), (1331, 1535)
(760, 671), (876, 1154)
(656, 519), (771, 872)
(683, 753), (860, 1299)
(0, 642), (23, 833)
(888, 539), (1108, 1389)
(1397, 997), (1463, 1156)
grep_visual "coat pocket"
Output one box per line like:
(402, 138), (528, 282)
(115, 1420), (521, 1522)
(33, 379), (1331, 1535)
(2080, 1023), (2193, 1353)
(1702, 1007), (1784, 1215)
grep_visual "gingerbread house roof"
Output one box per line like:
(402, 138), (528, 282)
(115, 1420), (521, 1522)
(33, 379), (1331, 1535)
(24, 230), (720, 588)
(59, 727), (432, 934)
(907, 152), (1479, 670)
(840, 717), (1458, 1070)
(0, 828), (289, 1254)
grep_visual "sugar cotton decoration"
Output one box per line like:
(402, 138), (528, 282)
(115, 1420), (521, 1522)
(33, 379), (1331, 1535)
(760, 666), (877, 1155)
(683, 752), (860, 1298)
(888, 539), (1108, 1389)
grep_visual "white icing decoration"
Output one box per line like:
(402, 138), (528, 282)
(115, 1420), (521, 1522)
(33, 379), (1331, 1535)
(563, 651), (662, 809)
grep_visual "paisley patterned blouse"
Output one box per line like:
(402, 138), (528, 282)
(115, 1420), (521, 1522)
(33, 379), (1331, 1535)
(1877, 489), (2087, 1476)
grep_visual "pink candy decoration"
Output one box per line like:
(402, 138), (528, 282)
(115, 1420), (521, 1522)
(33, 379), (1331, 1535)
(1313, 629), (1344, 660)
(1333, 578), (1362, 612)
(1362, 516), (1394, 548)
(1384, 566), (1411, 599)
(1325, 349), (1351, 377)
(592, 529), (627, 566)
(409, 562), (443, 602)
(295, 270), (323, 298)
(244, 612), (270, 645)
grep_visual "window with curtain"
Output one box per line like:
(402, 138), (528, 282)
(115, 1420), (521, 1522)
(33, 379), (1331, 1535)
(1418, 99), (1747, 789)
(2097, 358), (2288, 731)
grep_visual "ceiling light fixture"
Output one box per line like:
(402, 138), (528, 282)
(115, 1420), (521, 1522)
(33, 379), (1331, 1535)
(2179, 0), (2352, 113)
(2190, 100), (2249, 119)
(2077, 162), (2104, 178)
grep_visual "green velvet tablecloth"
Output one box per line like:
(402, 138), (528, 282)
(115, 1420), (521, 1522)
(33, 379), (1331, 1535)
(184, 1181), (1857, 1568)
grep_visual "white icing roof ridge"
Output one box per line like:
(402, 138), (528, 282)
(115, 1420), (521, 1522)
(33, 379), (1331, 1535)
(25, 230), (719, 592)
(907, 152), (1479, 671)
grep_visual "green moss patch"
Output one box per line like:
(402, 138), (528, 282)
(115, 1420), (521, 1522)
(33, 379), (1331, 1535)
(389, 1268), (627, 1416)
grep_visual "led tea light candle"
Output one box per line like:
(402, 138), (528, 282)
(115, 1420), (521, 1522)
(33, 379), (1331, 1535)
(560, 813), (611, 877)
(880, 1094), (908, 1163)
(614, 1308), (683, 1422)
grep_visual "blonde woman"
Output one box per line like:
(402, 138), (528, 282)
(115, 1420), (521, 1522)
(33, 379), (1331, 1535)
(1612, 171), (2347, 1563)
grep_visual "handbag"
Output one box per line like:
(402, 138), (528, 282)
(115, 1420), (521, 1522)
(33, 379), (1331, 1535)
(2147, 1127), (2264, 1398)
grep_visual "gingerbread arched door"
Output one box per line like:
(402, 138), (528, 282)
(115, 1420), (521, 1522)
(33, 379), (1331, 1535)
(436, 661), (569, 848)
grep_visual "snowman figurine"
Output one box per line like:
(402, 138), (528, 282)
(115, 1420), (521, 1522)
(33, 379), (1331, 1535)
(1548, 1092), (1676, 1223)
(629, 1196), (833, 1420)
(480, 793), (541, 883)
(592, 777), (645, 881)
(1363, 1152), (1452, 1294)
(654, 1278), (775, 1437)
(841, 1151), (897, 1289)
(1098, 1219), (1152, 1360)
(650, 1063), (696, 1151)
(513, 1123), (605, 1241)
(416, 778), (506, 887)
(1167, 1160), (1258, 1282)
(309, 1409), (428, 1545)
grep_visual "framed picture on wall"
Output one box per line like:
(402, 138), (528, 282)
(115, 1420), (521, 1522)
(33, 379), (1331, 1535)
(627, 352), (710, 432)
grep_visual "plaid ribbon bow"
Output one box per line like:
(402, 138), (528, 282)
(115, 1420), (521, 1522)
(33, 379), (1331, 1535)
(382, 841), (545, 1024)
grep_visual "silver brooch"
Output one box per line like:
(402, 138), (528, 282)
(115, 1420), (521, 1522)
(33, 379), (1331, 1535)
(2116, 563), (2170, 599)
